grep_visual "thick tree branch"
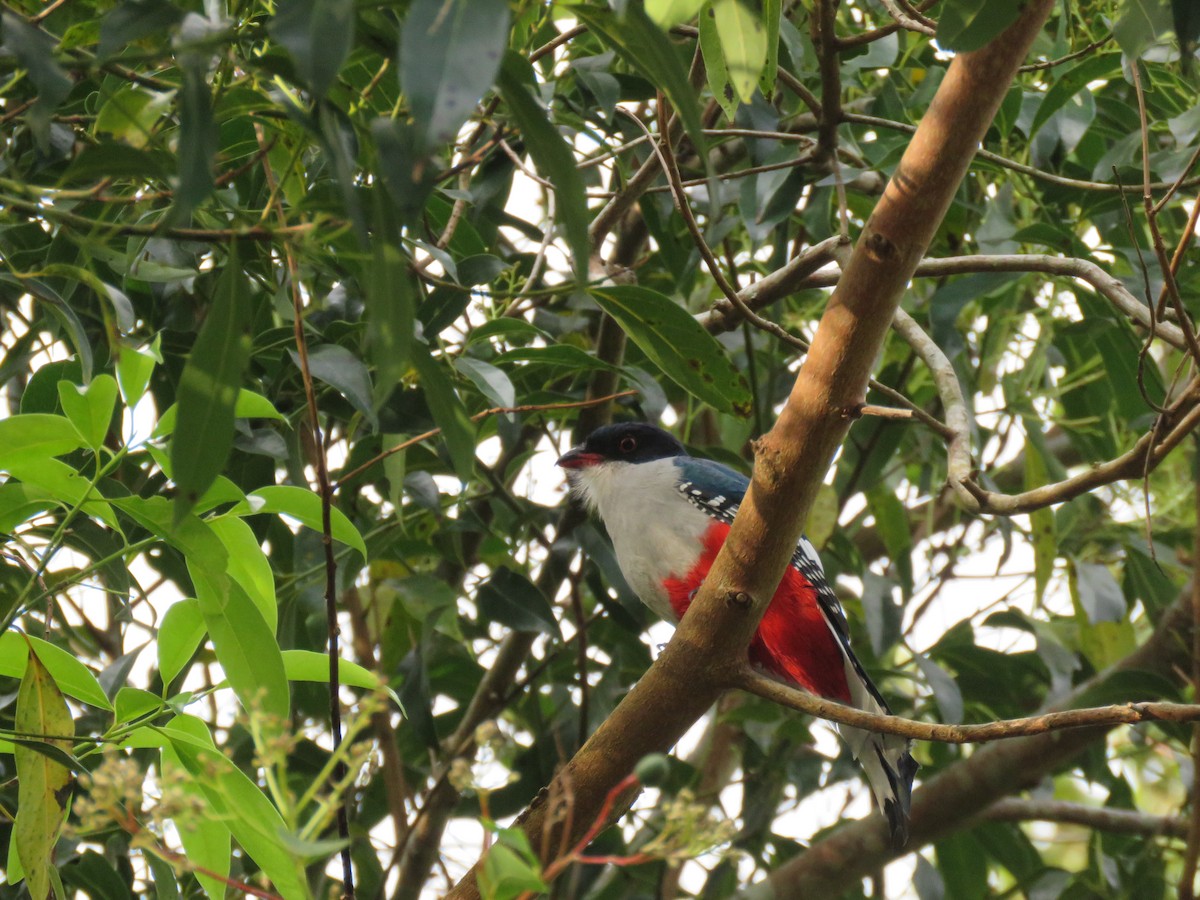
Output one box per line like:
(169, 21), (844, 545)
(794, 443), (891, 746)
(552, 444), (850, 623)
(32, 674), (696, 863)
(445, 5), (1055, 896)
(762, 587), (1194, 894)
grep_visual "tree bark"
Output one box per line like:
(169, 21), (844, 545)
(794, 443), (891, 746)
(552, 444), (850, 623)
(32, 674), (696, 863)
(445, 4), (1055, 896)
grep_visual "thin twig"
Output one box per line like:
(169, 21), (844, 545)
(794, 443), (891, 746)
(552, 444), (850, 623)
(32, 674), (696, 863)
(256, 124), (355, 898)
(736, 667), (1200, 743)
(843, 113), (1200, 195)
(630, 105), (810, 357)
(334, 390), (638, 490)
(878, 0), (936, 35)
(1018, 36), (1112, 73)
(1182, 441), (1200, 900)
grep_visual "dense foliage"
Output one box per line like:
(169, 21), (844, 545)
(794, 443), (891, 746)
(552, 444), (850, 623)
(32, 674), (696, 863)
(1, 0), (1199, 897)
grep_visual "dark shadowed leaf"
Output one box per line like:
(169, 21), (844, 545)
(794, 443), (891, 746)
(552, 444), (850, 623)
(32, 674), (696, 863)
(496, 54), (589, 282)
(936, 0), (1022, 52)
(590, 285), (752, 415)
(269, 0), (355, 99)
(400, 0), (509, 153)
(0, 13), (72, 148)
(476, 567), (560, 637)
(288, 343), (377, 428)
(365, 238), (414, 401)
(172, 21), (218, 218)
(411, 340), (476, 481)
(172, 245), (251, 524)
(574, 6), (708, 167)
(98, 0), (184, 59)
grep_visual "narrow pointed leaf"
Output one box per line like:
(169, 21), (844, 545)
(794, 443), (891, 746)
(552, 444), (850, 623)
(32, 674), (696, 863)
(14, 646), (75, 900)
(172, 244), (252, 524)
(496, 54), (589, 282)
(590, 285), (752, 415)
(400, 0), (509, 153)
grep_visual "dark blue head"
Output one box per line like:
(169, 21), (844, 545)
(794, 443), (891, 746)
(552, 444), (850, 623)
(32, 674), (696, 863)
(557, 423), (686, 470)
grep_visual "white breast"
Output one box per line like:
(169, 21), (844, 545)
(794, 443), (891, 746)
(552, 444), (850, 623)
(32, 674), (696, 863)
(568, 459), (711, 620)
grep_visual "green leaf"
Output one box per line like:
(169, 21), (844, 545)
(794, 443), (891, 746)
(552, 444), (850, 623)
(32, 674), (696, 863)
(589, 285), (752, 415)
(0, 483), (55, 533)
(8, 277), (94, 381)
(0, 633), (113, 710)
(95, 84), (173, 149)
(400, 0), (510, 153)
(1023, 428), (1056, 604)
(866, 486), (912, 597)
(0, 12), (72, 149)
(1114, 0), (1174, 59)
(1029, 53), (1121, 141)
(574, 6), (708, 171)
(113, 687), (163, 725)
(157, 598), (206, 688)
(57, 374), (118, 451)
(154, 721), (230, 900)
(190, 567), (290, 723)
(493, 345), (624, 374)
(172, 245), (252, 524)
(207, 514), (276, 629)
(699, 2), (737, 120)
(114, 342), (158, 407)
(646, 0), (706, 28)
(163, 716), (310, 900)
(411, 341), (477, 481)
(245, 485), (368, 557)
(712, 0), (767, 104)
(280, 649), (402, 708)
(364, 240), (414, 401)
(2, 456), (120, 530)
(455, 357), (515, 408)
(289, 344), (377, 429)
(98, 0), (185, 60)
(269, 0), (355, 99)
(935, 0), (1022, 52)
(154, 387), (285, 438)
(173, 42), (218, 217)
(0, 413), (86, 466)
(496, 54), (589, 282)
(476, 567), (560, 637)
(478, 829), (547, 900)
(759, 0), (781, 98)
(14, 645), (74, 900)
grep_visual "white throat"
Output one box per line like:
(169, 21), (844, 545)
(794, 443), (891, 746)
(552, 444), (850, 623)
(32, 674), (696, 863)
(568, 458), (711, 620)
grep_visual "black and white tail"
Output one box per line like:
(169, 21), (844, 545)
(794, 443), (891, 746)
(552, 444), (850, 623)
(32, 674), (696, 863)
(835, 642), (919, 848)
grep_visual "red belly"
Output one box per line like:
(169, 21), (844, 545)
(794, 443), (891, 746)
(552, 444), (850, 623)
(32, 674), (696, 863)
(661, 521), (851, 702)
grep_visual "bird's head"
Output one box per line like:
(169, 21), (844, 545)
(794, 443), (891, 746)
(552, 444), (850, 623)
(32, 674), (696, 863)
(556, 422), (685, 471)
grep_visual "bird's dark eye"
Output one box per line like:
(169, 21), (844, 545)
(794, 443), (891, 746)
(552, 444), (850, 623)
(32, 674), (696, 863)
(619, 436), (637, 453)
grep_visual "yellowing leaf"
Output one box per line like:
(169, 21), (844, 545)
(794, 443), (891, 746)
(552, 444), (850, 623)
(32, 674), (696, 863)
(712, 0), (767, 104)
(14, 646), (75, 900)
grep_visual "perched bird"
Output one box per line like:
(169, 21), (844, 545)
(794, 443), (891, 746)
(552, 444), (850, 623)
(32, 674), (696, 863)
(558, 421), (918, 847)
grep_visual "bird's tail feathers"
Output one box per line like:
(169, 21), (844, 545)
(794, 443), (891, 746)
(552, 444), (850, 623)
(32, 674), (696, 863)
(836, 653), (919, 849)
